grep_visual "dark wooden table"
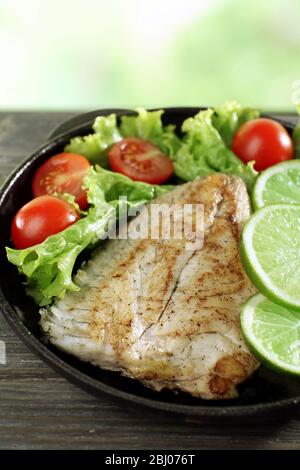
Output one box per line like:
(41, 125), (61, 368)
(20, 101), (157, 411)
(1, 111), (300, 450)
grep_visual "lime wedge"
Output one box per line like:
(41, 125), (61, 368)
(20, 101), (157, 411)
(241, 294), (300, 375)
(240, 204), (300, 309)
(253, 160), (300, 210)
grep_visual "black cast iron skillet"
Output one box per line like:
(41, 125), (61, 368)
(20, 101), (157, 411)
(0, 107), (299, 420)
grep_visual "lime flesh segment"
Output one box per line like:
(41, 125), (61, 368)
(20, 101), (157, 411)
(241, 294), (300, 375)
(240, 204), (300, 309)
(253, 160), (300, 210)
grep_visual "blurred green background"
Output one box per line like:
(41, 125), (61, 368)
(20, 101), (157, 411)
(0, 0), (299, 111)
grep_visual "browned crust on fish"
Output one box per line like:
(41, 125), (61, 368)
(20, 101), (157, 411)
(40, 174), (259, 400)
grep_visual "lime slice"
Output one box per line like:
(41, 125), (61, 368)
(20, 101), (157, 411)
(240, 204), (300, 309)
(253, 160), (300, 210)
(241, 293), (300, 375)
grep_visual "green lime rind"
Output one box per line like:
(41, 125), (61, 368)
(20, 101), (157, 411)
(239, 235), (300, 310)
(241, 293), (300, 376)
(240, 204), (300, 310)
(252, 160), (300, 210)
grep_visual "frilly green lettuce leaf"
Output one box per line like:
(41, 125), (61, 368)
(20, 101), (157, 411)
(52, 191), (86, 216)
(85, 165), (172, 206)
(6, 166), (171, 306)
(64, 109), (181, 165)
(120, 108), (181, 155)
(64, 114), (121, 166)
(212, 100), (259, 147)
(172, 106), (258, 190)
(7, 104), (260, 306)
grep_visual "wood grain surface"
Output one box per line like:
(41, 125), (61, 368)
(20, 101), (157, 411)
(0, 111), (300, 450)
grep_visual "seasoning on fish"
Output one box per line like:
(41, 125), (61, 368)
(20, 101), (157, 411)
(40, 174), (258, 399)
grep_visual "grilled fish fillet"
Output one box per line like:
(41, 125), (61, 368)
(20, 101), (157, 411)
(40, 174), (259, 399)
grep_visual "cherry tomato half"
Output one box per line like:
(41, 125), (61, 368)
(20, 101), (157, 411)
(32, 153), (91, 210)
(108, 138), (174, 184)
(232, 118), (294, 171)
(11, 195), (80, 249)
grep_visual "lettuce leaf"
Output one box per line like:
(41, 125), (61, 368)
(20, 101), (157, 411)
(64, 114), (122, 166)
(171, 107), (258, 190)
(6, 167), (171, 306)
(7, 104), (259, 306)
(64, 105), (258, 190)
(64, 109), (180, 165)
(293, 104), (300, 158)
(212, 100), (260, 147)
(120, 108), (181, 156)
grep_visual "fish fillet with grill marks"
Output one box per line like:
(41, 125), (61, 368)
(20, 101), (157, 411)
(40, 174), (259, 399)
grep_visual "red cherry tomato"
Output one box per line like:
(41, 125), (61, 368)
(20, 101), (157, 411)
(108, 137), (174, 184)
(32, 153), (90, 210)
(11, 195), (80, 249)
(232, 118), (294, 171)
